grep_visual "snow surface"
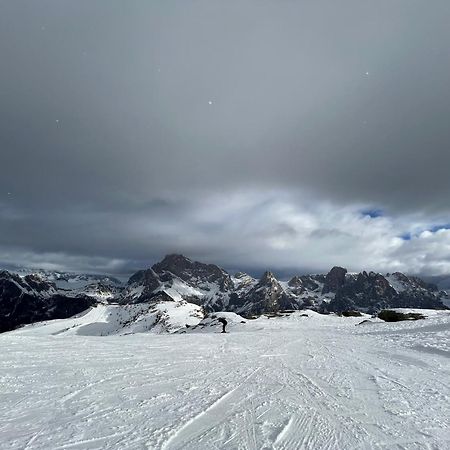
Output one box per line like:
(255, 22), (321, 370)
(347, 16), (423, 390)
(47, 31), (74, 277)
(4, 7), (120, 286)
(1, 310), (450, 449)
(11, 303), (204, 337)
(157, 278), (207, 303)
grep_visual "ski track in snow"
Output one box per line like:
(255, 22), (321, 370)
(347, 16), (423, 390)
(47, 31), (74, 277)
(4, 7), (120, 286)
(0, 311), (449, 449)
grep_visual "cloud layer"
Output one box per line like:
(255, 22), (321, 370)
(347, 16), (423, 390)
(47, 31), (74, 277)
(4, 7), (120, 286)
(1, 1), (450, 276)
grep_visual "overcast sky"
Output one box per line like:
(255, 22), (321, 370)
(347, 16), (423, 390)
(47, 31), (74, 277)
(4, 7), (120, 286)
(1, 1), (450, 277)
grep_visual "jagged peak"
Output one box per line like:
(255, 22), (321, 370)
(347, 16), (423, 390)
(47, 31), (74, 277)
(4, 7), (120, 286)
(24, 273), (46, 283)
(259, 271), (278, 285)
(391, 271), (410, 281)
(0, 269), (13, 279)
(358, 270), (386, 279)
(152, 254), (210, 275)
(234, 272), (249, 279)
(288, 276), (303, 287)
(127, 268), (160, 286)
(152, 254), (232, 288)
(159, 254), (193, 266)
(322, 266), (347, 294)
(327, 266), (347, 275)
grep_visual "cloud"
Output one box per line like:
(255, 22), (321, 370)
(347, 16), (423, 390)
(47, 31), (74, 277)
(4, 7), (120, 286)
(390, 229), (450, 276)
(2, 190), (450, 277)
(1, 1), (450, 275)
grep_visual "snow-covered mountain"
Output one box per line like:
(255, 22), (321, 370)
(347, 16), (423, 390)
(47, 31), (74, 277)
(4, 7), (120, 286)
(1, 254), (448, 333)
(10, 268), (123, 301)
(119, 256), (447, 316)
(328, 270), (447, 313)
(13, 268), (122, 288)
(0, 271), (96, 333)
(121, 254), (233, 310)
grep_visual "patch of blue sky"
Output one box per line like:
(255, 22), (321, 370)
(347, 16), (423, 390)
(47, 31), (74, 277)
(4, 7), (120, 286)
(428, 223), (450, 233)
(361, 208), (384, 219)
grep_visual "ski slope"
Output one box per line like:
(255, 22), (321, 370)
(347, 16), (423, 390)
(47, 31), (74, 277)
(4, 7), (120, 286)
(1, 310), (449, 449)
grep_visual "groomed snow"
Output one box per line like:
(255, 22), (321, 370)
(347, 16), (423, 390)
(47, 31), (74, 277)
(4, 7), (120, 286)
(1, 310), (449, 449)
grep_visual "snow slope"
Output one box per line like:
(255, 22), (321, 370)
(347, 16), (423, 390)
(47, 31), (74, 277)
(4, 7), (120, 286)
(12, 302), (204, 336)
(1, 310), (449, 449)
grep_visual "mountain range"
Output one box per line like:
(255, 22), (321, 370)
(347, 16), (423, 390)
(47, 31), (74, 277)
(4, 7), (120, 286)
(1, 254), (448, 333)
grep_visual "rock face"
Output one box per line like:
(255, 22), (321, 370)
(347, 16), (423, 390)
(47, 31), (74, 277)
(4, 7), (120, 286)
(288, 276), (304, 292)
(322, 266), (347, 294)
(153, 254), (233, 292)
(124, 268), (161, 303)
(0, 271), (96, 333)
(121, 254), (233, 310)
(328, 271), (395, 313)
(328, 271), (445, 313)
(230, 271), (287, 315)
(229, 271), (333, 316)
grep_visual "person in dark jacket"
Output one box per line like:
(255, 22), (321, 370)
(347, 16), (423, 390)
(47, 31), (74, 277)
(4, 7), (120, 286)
(217, 317), (228, 333)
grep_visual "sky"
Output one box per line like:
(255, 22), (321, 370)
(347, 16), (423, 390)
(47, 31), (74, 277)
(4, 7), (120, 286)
(1, 1), (450, 277)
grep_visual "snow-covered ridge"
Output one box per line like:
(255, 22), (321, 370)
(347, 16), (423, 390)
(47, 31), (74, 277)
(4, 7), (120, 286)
(12, 268), (123, 287)
(14, 302), (205, 336)
(9, 268), (123, 301)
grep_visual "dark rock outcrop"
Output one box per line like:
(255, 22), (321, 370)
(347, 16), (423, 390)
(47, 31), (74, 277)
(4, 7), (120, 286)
(299, 275), (323, 292)
(287, 276), (304, 295)
(122, 254), (233, 310)
(328, 271), (446, 313)
(322, 266), (347, 294)
(153, 254), (233, 292)
(0, 271), (96, 333)
(123, 268), (161, 303)
(328, 271), (396, 313)
(230, 271), (298, 316)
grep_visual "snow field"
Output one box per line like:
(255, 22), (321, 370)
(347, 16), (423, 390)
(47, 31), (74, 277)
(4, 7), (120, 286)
(0, 310), (449, 449)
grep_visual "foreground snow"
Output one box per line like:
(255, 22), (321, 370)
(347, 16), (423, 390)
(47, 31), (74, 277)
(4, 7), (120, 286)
(1, 311), (449, 449)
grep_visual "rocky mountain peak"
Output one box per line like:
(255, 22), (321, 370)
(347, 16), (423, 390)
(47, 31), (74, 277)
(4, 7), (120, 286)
(288, 276), (303, 288)
(23, 274), (57, 293)
(391, 272), (410, 283)
(389, 272), (438, 292)
(0, 269), (96, 333)
(154, 254), (193, 271)
(286, 276), (305, 296)
(234, 272), (249, 279)
(259, 271), (278, 285)
(0, 270), (20, 283)
(152, 254), (233, 292)
(122, 255), (234, 309)
(322, 266), (347, 294)
(127, 268), (160, 290)
(355, 271), (394, 295)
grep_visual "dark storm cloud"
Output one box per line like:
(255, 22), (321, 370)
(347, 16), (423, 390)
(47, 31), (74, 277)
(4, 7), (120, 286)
(1, 1), (450, 274)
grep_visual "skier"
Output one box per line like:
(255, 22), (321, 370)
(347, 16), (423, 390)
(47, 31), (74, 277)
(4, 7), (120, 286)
(217, 317), (228, 333)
